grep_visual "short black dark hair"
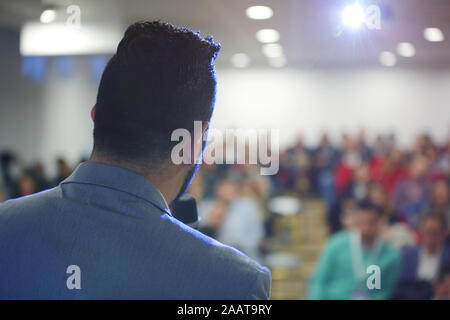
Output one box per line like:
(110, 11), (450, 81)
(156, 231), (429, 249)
(93, 21), (220, 169)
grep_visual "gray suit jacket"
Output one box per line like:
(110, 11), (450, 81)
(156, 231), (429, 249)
(0, 161), (271, 299)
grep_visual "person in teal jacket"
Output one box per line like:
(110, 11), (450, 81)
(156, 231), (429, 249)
(309, 200), (401, 300)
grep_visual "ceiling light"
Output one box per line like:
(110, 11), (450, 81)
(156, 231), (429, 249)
(40, 9), (56, 24)
(246, 6), (273, 20)
(231, 53), (250, 68)
(379, 51), (396, 67)
(256, 29), (280, 43)
(424, 27), (444, 42)
(268, 55), (287, 68)
(262, 43), (283, 58)
(397, 42), (415, 57)
(342, 3), (365, 29)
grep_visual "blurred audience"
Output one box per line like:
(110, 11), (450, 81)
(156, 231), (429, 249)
(0, 151), (74, 200)
(308, 200), (401, 300)
(312, 133), (340, 208)
(199, 177), (265, 261)
(430, 179), (450, 229)
(393, 154), (431, 227)
(55, 157), (73, 185)
(15, 171), (39, 197)
(394, 214), (450, 299)
(1, 129), (449, 299)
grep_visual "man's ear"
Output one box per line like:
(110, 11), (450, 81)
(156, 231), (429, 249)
(90, 105), (96, 122)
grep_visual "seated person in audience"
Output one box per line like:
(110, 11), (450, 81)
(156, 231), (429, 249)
(309, 200), (401, 300)
(14, 171), (39, 198)
(429, 179), (450, 230)
(393, 154), (431, 227)
(0, 151), (23, 198)
(394, 214), (450, 299)
(198, 198), (228, 239)
(342, 163), (371, 202)
(216, 179), (265, 262)
(328, 164), (372, 234)
(54, 157), (73, 185)
(272, 151), (297, 194)
(198, 178), (237, 229)
(356, 129), (373, 162)
(368, 183), (391, 220)
(334, 135), (361, 196)
(198, 178), (265, 262)
(433, 262), (450, 300)
(380, 148), (407, 195)
(433, 140), (450, 177)
(29, 162), (53, 191)
(285, 135), (313, 195)
(313, 133), (339, 208)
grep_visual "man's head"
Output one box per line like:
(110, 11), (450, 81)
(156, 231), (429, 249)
(353, 199), (383, 246)
(91, 21), (220, 201)
(92, 21), (220, 173)
(421, 213), (447, 253)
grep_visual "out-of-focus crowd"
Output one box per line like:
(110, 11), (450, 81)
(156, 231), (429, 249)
(190, 130), (450, 300)
(0, 153), (82, 201)
(1, 130), (450, 299)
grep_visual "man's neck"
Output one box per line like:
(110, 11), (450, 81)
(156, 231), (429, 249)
(89, 154), (184, 204)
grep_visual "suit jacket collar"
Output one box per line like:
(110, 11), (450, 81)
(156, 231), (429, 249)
(61, 161), (170, 215)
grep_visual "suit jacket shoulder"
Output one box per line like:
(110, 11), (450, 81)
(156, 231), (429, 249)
(0, 184), (271, 299)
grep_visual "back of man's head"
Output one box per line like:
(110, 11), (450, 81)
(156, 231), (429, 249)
(93, 21), (220, 171)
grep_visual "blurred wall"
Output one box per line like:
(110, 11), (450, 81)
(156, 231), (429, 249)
(213, 68), (450, 148)
(1, 27), (450, 176)
(0, 27), (45, 165)
(0, 28), (96, 177)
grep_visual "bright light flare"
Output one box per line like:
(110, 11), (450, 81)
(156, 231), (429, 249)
(342, 4), (365, 29)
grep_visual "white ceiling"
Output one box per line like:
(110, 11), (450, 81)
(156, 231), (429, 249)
(1, 0), (450, 68)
